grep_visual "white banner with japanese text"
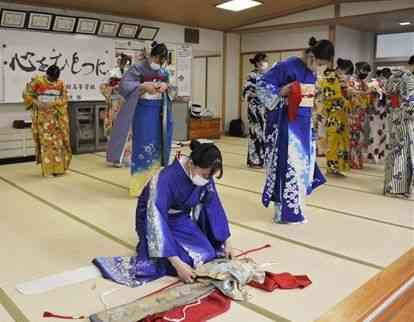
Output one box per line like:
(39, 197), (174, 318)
(0, 29), (115, 103)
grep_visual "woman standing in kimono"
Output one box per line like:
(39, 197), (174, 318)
(101, 54), (133, 167)
(257, 37), (333, 224)
(118, 42), (174, 197)
(348, 62), (371, 169)
(366, 70), (387, 163)
(319, 58), (353, 176)
(23, 65), (71, 177)
(384, 57), (414, 198)
(94, 140), (234, 285)
(242, 52), (268, 168)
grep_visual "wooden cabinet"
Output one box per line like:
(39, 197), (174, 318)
(188, 118), (221, 140)
(0, 128), (35, 161)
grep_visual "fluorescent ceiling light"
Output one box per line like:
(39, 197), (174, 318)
(216, 0), (262, 12)
(399, 22), (411, 26)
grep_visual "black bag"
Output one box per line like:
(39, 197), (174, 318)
(13, 120), (31, 129)
(228, 118), (245, 137)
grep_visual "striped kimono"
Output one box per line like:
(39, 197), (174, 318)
(384, 71), (414, 196)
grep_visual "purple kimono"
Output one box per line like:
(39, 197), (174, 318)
(93, 158), (231, 287)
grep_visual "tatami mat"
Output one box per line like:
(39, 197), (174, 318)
(0, 303), (14, 322)
(68, 154), (414, 268)
(1, 161), (378, 322)
(1, 137), (413, 322)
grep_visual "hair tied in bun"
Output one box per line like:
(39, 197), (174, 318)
(308, 37), (318, 47)
(151, 41), (158, 48)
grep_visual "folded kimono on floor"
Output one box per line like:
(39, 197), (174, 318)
(143, 289), (231, 322)
(89, 258), (265, 322)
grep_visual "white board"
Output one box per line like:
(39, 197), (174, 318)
(0, 29), (115, 103)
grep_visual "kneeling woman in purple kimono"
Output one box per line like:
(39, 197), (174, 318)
(258, 37), (334, 224)
(94, 140), (234, 285)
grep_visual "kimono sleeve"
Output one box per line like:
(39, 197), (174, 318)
(242, 72), (257, 102)
(256, 62), (288, 111)
(22, 76), (40, 110)
(404, 74), (414, 114)
(145, 173), (178, 258)
(197, 181), (231, 249)
(118, 65), (142, 100)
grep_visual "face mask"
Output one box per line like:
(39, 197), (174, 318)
(316, 65), (328, 77)
(358, 73), (368, 80)
(150, 62), (161, 70)
(191, 174), (209, 187)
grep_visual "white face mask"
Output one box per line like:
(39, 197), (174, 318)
(191, 174), (209, 187)
(150, 62), (161, 70)
(316, 65), (328, 77)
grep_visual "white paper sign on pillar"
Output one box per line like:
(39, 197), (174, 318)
(176, 44), (192, 97)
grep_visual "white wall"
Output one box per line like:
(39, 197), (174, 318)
(237, 5), (335, 30)
(224, 33), (240, 131)
(335, 25), (375, 67)
(0, 1), (224, 128)
(241, 25), (330, 53)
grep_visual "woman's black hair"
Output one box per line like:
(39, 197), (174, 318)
(46, 65), (60, 81)
(408, 55), (414, 65)
(150, 41), (168, 61)
(307, 37), (335, 61)
(119, 53), (132, 65)
(249, 52), (267, 66)
(355, 62), (371, 74)
(189, 139), (223, 179)
(336, 58), (354, 75)
(381, 68), (392, 79)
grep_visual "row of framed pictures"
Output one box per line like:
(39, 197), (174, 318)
(0, 8), (159, 40)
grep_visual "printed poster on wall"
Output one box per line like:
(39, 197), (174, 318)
(0, 29), (115, 103)
(176, 44), (192, 97)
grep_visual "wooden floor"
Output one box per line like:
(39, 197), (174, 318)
(1, 137), (413, 322)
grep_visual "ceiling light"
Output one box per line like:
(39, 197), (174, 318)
(399, 22), (411, 26)
(216, 0), (262, 12)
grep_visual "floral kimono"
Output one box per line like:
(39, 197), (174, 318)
(318, 69), (350, 173)
(366, 78), (387, 163)
(257, 56), (326, 224)
(243, 69), (266, 167)
(23, 74), (71, 176)
(348, 76), (370, 169)
(93, 157), (231, 286)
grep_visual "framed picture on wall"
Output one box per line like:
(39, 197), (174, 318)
(27, 12), (53, 30)
(0, 9), (27, 29)
(76, 17), (99, 34)
(118, 23), (139, 38)
(53, 15), (77, 33)
(97, 21), (120, 37)
(137, 26), (159, 40)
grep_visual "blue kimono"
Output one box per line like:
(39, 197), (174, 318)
(257, 57), (326, 223)
(93, 159), (231, 287)
(114, 59), (173, 197)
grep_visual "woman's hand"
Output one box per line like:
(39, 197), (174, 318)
(224, 240), (237, 259)
(141, 82), (158, 95)
(169, 257), (196, 283)
(280, 83), (292, 97)
(155, 82), (168, 93)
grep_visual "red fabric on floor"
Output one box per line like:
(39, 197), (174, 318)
(143, 289), (231, 322)
(249, 272), (312, 292)
(288, 81), (302, 122)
